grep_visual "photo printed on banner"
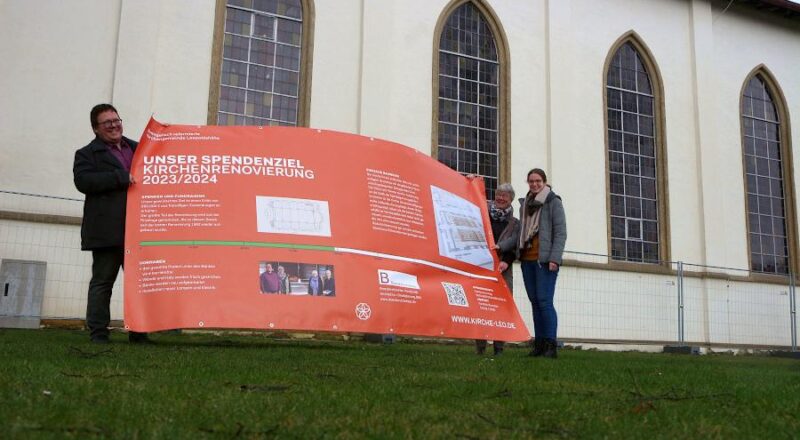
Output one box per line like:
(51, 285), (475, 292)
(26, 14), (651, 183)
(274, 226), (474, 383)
(431, 186), (493, 269)
(259, 261), (335, 297)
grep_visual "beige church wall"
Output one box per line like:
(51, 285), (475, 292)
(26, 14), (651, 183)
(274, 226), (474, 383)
(356, 0), (443, 151)
(543, 0), (704, 262)
(708, 1), (800, 271)
(308, 0), (363, 134)
(0, 0), (122, 213)
(113, 0), (217, 136)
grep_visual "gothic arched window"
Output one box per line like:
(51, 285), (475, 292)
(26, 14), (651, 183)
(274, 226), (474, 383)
(211, 0), (313, 126)
(605, 38), (666, 264)
(742, 72), (794, 274)
(434, 1), (508, 199)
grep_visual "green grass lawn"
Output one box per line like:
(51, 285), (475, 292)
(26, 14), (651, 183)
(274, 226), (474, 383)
(1, 329), (798, 439)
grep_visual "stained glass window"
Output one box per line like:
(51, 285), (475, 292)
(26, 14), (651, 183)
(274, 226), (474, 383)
(437, 3), (500, 199)
(218, 0), (303, 126)
(607, 43), (660, 263)
(742, 75), (788, 274)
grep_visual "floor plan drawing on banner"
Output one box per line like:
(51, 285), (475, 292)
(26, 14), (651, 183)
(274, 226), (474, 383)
(430, 186), (494, 270)
(256, 196), (332, 237)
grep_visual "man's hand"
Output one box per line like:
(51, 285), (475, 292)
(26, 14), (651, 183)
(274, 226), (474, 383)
(498, 261), (509, 272)
(548, 262), (559, 271)
(129, 173), (137, 184)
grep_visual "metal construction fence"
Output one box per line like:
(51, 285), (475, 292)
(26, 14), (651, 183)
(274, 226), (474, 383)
(1, 190), (798, 350)
(537, 251), (798, 351)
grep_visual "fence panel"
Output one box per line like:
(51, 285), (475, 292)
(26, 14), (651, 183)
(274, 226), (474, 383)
(682, 266), (793, 347)
(0, 191), (124, 322)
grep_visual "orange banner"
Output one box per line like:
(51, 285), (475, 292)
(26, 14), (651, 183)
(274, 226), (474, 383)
(124, 118), (530, 341)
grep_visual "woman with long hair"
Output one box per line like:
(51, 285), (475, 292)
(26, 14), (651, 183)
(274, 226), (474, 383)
(518, 168), (567, 358)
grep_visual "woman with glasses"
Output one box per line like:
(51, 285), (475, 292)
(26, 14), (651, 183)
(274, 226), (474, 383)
(518, 168), (567, 358)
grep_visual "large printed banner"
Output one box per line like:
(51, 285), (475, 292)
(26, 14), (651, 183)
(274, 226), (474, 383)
(124, 118), (530, 341)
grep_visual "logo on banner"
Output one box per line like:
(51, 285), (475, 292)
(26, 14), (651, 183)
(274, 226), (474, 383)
(442, 282), (469, 307)
(355, 303), (372, 320)
(377, 269), (420, 289)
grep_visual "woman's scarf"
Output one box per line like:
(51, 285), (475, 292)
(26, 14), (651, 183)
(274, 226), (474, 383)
(518, 185), (551, 249)
(489, 201), (513, 223)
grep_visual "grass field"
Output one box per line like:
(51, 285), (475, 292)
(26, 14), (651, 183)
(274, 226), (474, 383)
(1, 329), (798, 439)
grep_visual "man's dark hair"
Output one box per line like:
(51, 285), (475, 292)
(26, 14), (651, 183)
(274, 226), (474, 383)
(90, 103), (119, 128)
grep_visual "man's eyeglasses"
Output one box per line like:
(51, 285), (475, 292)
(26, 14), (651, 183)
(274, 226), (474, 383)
(97, 118), (123, 128)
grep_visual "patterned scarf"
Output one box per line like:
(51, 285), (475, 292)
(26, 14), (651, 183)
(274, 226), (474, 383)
(489, 201), (513, 223)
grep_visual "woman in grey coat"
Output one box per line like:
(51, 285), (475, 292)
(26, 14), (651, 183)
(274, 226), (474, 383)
(517, 168), (567, 358)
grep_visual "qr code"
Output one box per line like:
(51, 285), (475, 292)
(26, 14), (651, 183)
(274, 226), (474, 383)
(442, 282), (469, 307)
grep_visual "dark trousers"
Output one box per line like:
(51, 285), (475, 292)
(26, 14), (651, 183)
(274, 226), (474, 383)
(86, 247), (146, 340)
(475, 339), (505, 353)
(87, 247), (123, 338)
(520, 261), (559, 341)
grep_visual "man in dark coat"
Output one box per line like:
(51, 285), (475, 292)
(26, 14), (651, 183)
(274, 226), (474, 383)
(73, 103), (149, 344)
(322, 269), (335, 296)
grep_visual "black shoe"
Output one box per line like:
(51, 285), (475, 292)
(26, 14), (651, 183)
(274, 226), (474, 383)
(493, 348), (504, 356)
(91, 335), (110, 344)
(542, 339), (558, 359)
(528, 339), (545, 357)
(475, 340), (487, 355)
(128, 332), (152, 344)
